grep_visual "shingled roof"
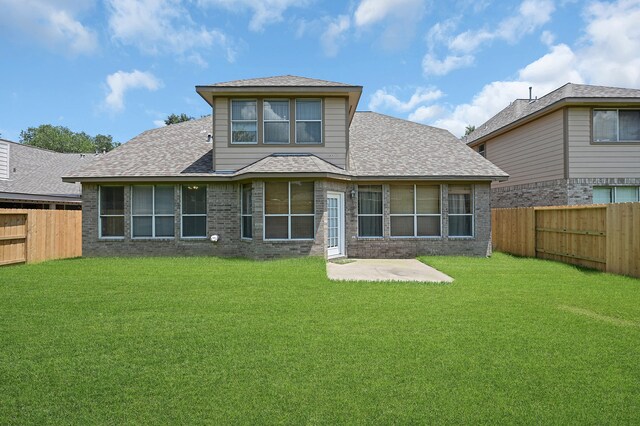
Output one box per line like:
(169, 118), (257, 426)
(66, 112), (506, 181)
(204, 75), (358, 88)
(0, 139), (95, 202)
(349, 112), (507, 179)
(467, 83), (640, 144)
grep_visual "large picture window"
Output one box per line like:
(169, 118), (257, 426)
(593, 109), (640, 142)
(448, 185), (473, 237)
(295, 99), (322, 144)
(231, 100), (257, 143)
(131, 185), (175, 238)
(99, 186), (124, 238)
(263, 100), (290, 144)
(264, 181), (314, 240)
(181, 185), (207, 238)
(241, 183), (253, 239)
(390, 185), (441, 237)
(357, 185), (383, 237)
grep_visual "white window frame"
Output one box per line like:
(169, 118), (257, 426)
(390, 184), (442, 238)
(295, 99), (322, 145)
(241, 183), (252, 240)
(448, 185), (475, 238)
(593, 108), (640, 142)
(357, 185), (384, 238)
(98, 185), (125, 239)
(263, 99), (290, 144)
(180, 185), (207, 239)
(263, 181), (315, 241)
(231, 99), (258, 144)
(593, 186), (640, 204)
(131, 185), (175, 239)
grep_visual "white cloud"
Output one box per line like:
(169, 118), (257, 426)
(408, 105), (445, 122)
(540, 30), (555, 46)
(104, 70), (162, 112)
(0, 0), (97, 55)
(107, 0), (235, 64)
(369, 87), (443, 112)
(422, 54), (474, 76)
(354, 0), (426, 50)
(153, 120), (167, 127)
(321, 15), (351, 57)
(424, 0), (555, 75)
(198, 0), (307, 31)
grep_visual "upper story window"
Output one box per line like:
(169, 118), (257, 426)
(593, 109), (640, 142)
(263, 100), (290, 144)
(231, 100), (257, 144)
(295, 99), (322, 144)
(478, 143), (486, 157)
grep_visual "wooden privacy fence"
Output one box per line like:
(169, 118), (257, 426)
(0, 209), (82, 266)
(492, 203), (640, 278)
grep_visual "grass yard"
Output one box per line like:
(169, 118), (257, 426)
(1, 253), (639, 424)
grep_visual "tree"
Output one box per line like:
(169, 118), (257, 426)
(464, 125), (476, 136)
(19, 124), (120, 153)
(165, 113), (194, 125)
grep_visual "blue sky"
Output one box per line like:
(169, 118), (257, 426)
(1, 0), (639, 143)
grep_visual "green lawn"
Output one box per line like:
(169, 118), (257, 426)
(1, 253), (639, 424)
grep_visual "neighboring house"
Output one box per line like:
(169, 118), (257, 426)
(466, 83), (640, 208)
(64, 75), (506, 259)
(0, 139), (94, 210)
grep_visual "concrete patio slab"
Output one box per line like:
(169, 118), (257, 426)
(327, 258), (453, 283)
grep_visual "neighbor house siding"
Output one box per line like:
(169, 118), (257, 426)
(487, 109), (565, 189)
(567, 107), (640, 178)
(0, 142), (8, 179)
(213, 97), (347, 171)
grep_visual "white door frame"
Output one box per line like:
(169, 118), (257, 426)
(326, 191), (345, 258)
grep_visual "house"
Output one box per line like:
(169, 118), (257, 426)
(64, 75), (507, 259)
(0, 139), (94, 210)
(466, 83), (640, 208)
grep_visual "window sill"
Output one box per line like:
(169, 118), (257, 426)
(263, 238), (315, 242)
(356, 236), (384, 240)
(448, 236), (475, 240)
(131, 237), (175, 241)
(389, 236), (443, 240)
(180, 237), (208, 241)
(99, 237), (124, 241)
(591, 141), (640, 145)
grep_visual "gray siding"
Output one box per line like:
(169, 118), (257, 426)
(0, 142), (8, 179)
(567, 107), (640, 178)
(486, 109), (565, 188)
(214, 97), (347, 171)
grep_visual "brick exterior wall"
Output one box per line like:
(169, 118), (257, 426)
(492, 178), (640, 208)
(83, 180), (493, 259)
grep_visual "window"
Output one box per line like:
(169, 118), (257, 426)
(593, 109), (640, 142)
(131, 185), (175, 238)
(593, 186), (639, 204)
(358, 185), (383, 237)
(448, 185), (473, 237)
(241, 183), (253, 239)
(478, 143), (486, 157)
(264, 181), (314, 240)
(231, 100), (257, 143)
(390, 185), (441, 237)
(99, 186), (124, 238)
(295, 99), (322, 144)
(181, 185), (207, 238)
(263, 100), (290, 144)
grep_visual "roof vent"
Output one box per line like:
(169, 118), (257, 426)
(0, 141), (9, 180)
(207, 134), (212, 143)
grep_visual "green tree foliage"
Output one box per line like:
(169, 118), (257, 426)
(164, 113), (194, 125)
(19, 125), (120, 153)
(464, 124), (476, 136)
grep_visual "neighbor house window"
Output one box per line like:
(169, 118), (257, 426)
(478, 143), (486, 157)
(358, 185), (383, 237)
(131, 185), (175, 238)
(181, 185), (207, 238)
(593, 109), (640, 142)
(448, 185), (473, 237)
(231, 100), (257, 144)
(390, 185), (441, 237)
(295, 99), (322, 144)
(263, 100), (290, 144)
(241, 183), (253, 239)
(593, 186), (640, 204)
(99, 186), (124, 238)
(264, 181), (314, 240)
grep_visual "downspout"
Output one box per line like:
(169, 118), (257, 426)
(211, 98), (215, 172)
